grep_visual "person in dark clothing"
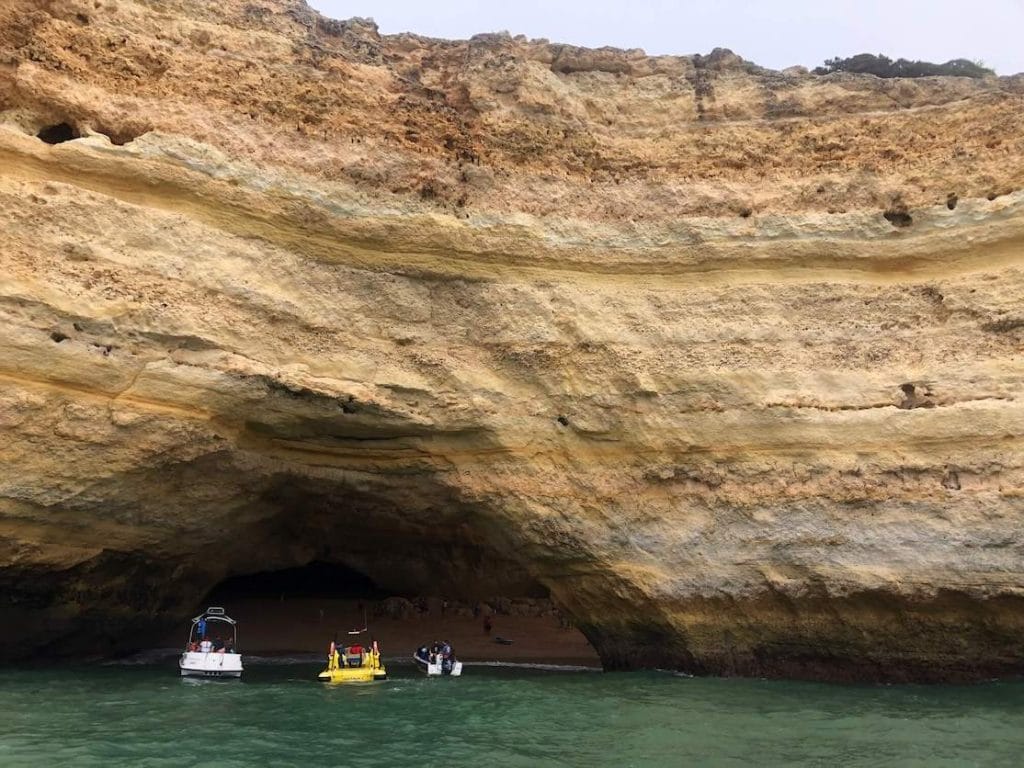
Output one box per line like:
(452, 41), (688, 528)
(212, 635), (225, 652)
(483, 615), (493, 635)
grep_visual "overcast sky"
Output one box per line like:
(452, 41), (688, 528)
(309, 0), (1024, 75)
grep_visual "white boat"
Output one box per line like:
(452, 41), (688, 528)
(413, 644), (463, 677)
(178, 606), (243, 678)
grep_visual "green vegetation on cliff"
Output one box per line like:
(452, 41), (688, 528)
(814, 54), (994, 78)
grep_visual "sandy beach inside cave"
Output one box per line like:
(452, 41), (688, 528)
(162, 597), (600, 666)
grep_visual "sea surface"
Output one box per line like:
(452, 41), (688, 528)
(1, 658), (1022, 767)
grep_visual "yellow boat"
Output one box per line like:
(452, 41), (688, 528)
(317, 639), (387, 683)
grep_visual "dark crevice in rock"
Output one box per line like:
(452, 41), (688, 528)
(36, 122), (79, 144)
(95, 123), (148, 146)
(898, 382), (936, 409)
(883, 209), (913, 227)
(981, 317), (1024, 333)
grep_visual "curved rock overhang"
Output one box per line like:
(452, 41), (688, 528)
(1, 0), (1024, 680)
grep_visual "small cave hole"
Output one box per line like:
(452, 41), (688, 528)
(898, 382), (935, 410)
(941, 469), (961, 491)
(556, 415), (570, 426)
(96, 124), (147, 146)
(883, 209), (913, 228)
(49, 331), (69, 343)
(36, 123), (79, 145)
(738, 207), (753, 219)
(946, 193), (958, 210)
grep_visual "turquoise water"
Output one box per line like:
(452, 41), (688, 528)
(1, 660), (1022, 767)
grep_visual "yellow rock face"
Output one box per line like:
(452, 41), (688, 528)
(1, 0), (1023, 679)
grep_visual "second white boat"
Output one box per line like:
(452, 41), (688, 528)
(413, 642), (463, 676)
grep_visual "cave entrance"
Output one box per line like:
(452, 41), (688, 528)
(206, 560), (385, 601)
(188, 557), (599, 666)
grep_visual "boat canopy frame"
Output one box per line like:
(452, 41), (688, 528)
(187, 606), (239, 648)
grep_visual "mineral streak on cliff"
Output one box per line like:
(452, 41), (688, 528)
(2, 0), (1024, 680)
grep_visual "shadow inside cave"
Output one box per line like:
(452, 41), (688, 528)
(176, 559), (599, 665)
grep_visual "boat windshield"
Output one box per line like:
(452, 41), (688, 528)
(186, 608), (239, 651)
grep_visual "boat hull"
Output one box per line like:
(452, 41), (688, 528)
(317, 666), (387, 684)
(179, 651), (243, 678)
(413, 655), (463, 676)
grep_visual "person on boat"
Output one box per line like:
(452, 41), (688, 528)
(200, 636), (212, 653)
(212, 636), (225, 653)
(225, 636), (235, 654)
(328, 640), (340, 671)
(347, 643), (363, 667)
(415, 645), (430, 665)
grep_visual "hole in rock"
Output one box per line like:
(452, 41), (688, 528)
(95, 123), (147, 146)
(168, 477), (600, 664)
(36, 122), (79, 144)
(883, 209), (913, 227)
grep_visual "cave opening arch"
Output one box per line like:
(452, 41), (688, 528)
(174, 473), (600, 665)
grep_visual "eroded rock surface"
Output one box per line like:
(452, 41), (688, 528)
(1, 0), (1023, 679)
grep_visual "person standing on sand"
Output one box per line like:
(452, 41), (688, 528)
(483, 615), (493, 635)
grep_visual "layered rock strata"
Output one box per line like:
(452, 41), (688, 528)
(1, 0), (1023, 679)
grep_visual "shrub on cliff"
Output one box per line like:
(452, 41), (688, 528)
(813, 54), (994, 78)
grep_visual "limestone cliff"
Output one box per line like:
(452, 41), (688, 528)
(1, 0), (1023, 680)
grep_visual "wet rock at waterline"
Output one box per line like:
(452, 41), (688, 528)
(1, 0), (1024, 681)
